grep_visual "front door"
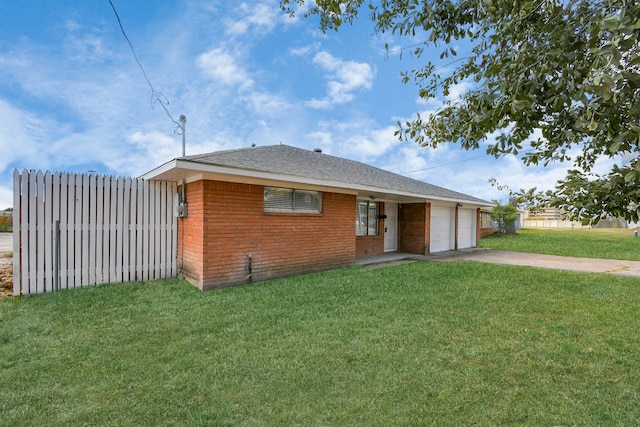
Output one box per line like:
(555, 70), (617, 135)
(384, 202), (398, 252)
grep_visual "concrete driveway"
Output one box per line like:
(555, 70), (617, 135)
(431, 248), (640, 278)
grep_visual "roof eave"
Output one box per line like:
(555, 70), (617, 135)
(139, 158), (179, 181)
(142, 159), (493, 207)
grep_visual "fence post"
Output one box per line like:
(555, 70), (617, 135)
(12, 169), (21, 297)
(54, 220), (60, 292)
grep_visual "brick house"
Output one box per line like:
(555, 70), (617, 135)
(142, 145), (493, 290)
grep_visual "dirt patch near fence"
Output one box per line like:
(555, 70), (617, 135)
(0, 255), (12, 298)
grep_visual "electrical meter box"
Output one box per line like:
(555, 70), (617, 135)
(176, 202), (188, 218)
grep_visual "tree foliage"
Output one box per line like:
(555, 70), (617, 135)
(281, 0), (640, 223)
(490, 200), (518, 234)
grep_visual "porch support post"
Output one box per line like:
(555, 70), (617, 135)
(454, 204), (460, 251)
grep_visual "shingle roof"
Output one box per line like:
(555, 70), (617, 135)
(180, 144), (490, 205)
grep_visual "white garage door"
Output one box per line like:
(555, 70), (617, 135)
(430, 206), (454, 253)
(458, 208), (476, 249)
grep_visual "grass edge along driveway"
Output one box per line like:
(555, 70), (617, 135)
(2, 260), (640, 426)
(480, 227), (640, 261)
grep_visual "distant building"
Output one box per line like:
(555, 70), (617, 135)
(525, 207), (563, 220)
(524, 206), (632, 229)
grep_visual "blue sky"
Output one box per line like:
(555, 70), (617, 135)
(0, 0), (586, 209)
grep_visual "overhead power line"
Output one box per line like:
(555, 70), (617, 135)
(399, 154), (488, 175)
(107, 0), (183, 134)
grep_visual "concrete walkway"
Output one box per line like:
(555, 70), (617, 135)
(357, 248), (640, 278)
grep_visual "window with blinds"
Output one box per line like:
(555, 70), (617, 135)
(264, 187), (322, 213)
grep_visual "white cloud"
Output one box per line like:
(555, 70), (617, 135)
(364, 116), (580, 203)
(446, 80), (473, 102)
(289, 42), (320, 57)
(307, 130), (334, 149)
(343, 126), (401, 158)
(391, 146), (429, 174)
(63, 21), (113, 63)
(0, 100), (44, 209)
(244, 91), (294, 116)
(279, 0), (315, 26)
(307, 51), (375, 107)
(224, 2), (279, 36)
(122, 131), (183, 172)
(305, 118), (402, 161)
(116, 130), (245, 177)
(0, 100), (44, 172)
(0, 52), (30, 69)
(197, 48), (254, 89)
(305, 98), (332, 109)
(0, 186), (12, 210)
(370, 32), (403, 57)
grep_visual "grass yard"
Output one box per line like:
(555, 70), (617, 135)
(481, 227), (640, 260)
(2, 261), (640, 426)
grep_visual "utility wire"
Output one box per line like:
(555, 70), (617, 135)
(399, 154), (488, 175)
(107, 0), (183, 134)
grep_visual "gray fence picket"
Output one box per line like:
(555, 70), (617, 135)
(12, 170), (21, 296)
(43, 172), (53, 291)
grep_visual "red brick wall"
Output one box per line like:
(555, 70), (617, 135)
(478, 210), (494, 238)
(479, 227), (495, 238)
(398, 202), (431, 255)
(180, 180), (356, 290)
(355, 234), (384, 256)
(177, 182), (204, 285)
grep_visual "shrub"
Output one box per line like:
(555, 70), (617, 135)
(0, 215), (12, 232)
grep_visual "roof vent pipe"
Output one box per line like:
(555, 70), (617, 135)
(314, 148), (322, 153)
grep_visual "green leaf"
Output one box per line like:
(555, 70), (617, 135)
(608, 140), (622, 154)
(602, 14), (619, 31)
(510, 99), (529, 112)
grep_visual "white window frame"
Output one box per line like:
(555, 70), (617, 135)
(356, 200), (379, 236)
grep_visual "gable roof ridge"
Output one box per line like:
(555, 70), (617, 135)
(181, 144), (270, 160)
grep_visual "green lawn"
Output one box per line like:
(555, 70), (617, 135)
(2, 262), (640, 426)
(480, 227), (640, 260)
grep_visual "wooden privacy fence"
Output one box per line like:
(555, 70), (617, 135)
(12, 170), (178, 296)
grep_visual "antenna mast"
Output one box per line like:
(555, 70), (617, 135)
(178, 115), (188, 214)
(179, 115), (186, 157)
